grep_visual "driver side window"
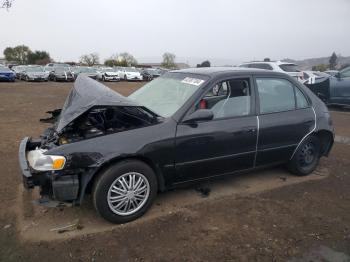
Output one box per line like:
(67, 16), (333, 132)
(197, 78), (252, 119)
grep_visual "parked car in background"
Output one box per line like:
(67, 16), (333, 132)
(324, 70), (339, 77)
(12, 65), (27, 79)
(21, 66), (49, 82)
(49, 67), (75, 82)
(119, 67), (143, 81)
(302, 71), (329, 84)
(72, 66), (98, 80)
(239, 61), (304, 82)
(97, 67), (121, 82)
(19, 68), (334, 223)
(0, 65), (16, 82)
(305, 66), (350, 106)
(141, 68), (161, 81)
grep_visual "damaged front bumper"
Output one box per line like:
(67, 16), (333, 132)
(19, 137), (80, 205)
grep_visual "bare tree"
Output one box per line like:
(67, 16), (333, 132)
(161, 52), (177, 69)
(119, 52), (138, 66)
(1, 0), (14, 9)
(79, 53), (100, 66)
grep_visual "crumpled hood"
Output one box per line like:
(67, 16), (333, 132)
(55, 75), (138, 133)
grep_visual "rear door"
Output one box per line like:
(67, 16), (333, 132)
(174, 76), (258, 183)
(254, 76), (315, 166)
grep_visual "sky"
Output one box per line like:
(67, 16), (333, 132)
(0, 0), (349, 66)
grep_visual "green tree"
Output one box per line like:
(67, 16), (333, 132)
(161, 52), (177, 69)
(197, 60), (211, 67)
(79, 53), (100, 66)
(329, 52), (338, 70)
(3, 45), (31, 64)
(27, 50), (51, 65)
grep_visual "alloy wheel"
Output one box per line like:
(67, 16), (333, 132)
(107, 172), (150, 216)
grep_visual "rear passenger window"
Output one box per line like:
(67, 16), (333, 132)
(295, 87), (308, 108)
(256, 78), (295, 114)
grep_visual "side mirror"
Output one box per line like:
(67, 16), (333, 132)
(183, 109), (214, 123)
(335, 72), (341, 79)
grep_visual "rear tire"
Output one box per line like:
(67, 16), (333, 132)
(92, 160), (158, 224)
(287, 135), (321, 176)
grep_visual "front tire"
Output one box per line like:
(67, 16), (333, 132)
(93, 160), (158, 224)
(288, 135), (321, 176)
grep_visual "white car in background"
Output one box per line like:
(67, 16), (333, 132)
(119, 67), (143, 81)
(239, 61), (304, 82)
(97, 67), (121, 82)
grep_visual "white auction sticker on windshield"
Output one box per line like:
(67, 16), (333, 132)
(181, 77), (205, 86)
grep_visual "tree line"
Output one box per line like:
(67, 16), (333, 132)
(2, 45), (182, 69)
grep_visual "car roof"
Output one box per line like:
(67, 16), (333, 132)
(172, 66), (287, 78)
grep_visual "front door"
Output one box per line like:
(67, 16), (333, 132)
(174, 76), (257, 184)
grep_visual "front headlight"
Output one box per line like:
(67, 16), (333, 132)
(27, 149), (66, 171)
(33, 155), (66, 171)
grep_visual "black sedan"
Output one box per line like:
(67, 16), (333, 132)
(141, 68), (161, 81)
(305, 66), (350, 106)
(19, 68), (334, 223)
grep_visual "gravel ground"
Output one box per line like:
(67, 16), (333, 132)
(0, 80), (349, 261)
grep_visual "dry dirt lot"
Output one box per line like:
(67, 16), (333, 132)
(0, 80), (350, 261)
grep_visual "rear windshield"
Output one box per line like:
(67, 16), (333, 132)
(279, 64), (300, 72)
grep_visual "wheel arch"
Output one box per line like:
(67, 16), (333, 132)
(312, 129), (334, 156)
(85, 155), (166, 197)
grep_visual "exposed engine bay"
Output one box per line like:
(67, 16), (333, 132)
(40, 106), (159, 149)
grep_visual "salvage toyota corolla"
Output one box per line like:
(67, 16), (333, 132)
(19, 68), (334, 223)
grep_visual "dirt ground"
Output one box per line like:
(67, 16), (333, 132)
(0, 80), (350, 261)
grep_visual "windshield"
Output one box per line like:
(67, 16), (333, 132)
(80, 67), (96, 73)
(0, 66), (11, 72)
(279, 64), (300, 72)
(55, 67), (70, 73)
(126, 68), (138, 73)
(129, 73), (209, 117)
(26, 66), (44, 72)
